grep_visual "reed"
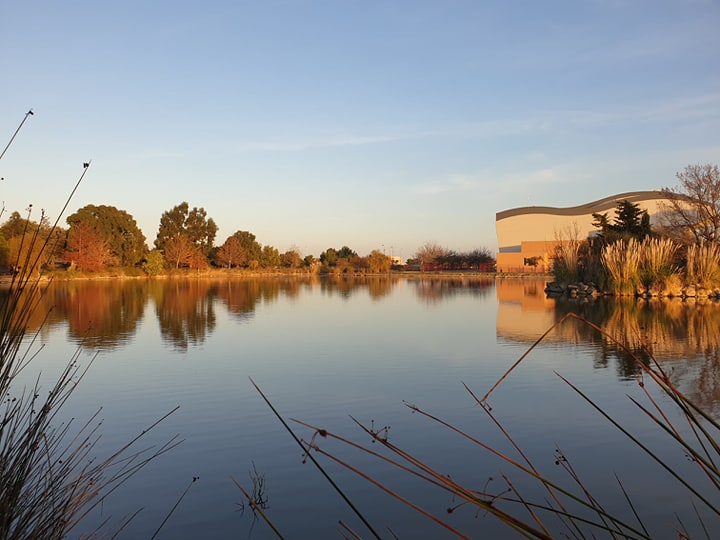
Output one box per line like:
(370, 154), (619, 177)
(602, 238), (641, 294)
(0, 112), (179, 538)
(685, 243), (720, 288)
(552, 225), (582, 284)
(255, 312), (720, 538)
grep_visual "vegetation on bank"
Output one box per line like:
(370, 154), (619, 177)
(0, 204), (496, 278)
(551, 163), (720, 296)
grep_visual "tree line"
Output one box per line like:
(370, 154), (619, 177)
(0, 201), (494, 275)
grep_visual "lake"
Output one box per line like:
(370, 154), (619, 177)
(16, 276), (720, 538)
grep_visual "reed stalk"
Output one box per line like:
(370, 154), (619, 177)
(256, 312), (720, 538)
(0, 112), (178, 538)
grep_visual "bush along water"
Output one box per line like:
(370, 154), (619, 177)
(547, 236), (720, 299)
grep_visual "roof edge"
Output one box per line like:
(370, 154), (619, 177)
(496, 190), (668, 221)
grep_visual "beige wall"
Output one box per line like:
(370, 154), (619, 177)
(495, 191), (672, 271)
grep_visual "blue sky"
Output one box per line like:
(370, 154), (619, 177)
(1, 1), (719, 260)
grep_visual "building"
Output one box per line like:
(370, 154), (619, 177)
(495, 191), (672, 273)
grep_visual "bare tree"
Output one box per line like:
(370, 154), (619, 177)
(661, 164), (720, 245)
(414, 241), (446, 266)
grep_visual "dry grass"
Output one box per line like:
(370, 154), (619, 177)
(686, 243), (720, 288)
(0, 112), (179, 538)
(602, 238), (641, 294)
(254, 312), (720, 538)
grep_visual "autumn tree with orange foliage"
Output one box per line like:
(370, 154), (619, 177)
(63, 222), (109, 271)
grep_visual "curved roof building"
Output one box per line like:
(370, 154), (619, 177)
(495, 190), (671, 272)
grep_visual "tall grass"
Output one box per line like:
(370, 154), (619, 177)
(254, 313), (720, 538)
(638, 237), (680, 294)
(552, 224), (582, 283)
(602, 238), (641, 294)
(686, 243), (720, 288)
(0, 112), (179, 538)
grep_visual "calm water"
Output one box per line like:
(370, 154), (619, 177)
(17, 276), (720, 538)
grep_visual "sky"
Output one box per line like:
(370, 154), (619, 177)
(1, 0), (719, 260)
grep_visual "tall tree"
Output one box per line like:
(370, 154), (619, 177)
(155, 202), (218, 255)
(66, 204), (146, 266)
(661, 164), (720, 245)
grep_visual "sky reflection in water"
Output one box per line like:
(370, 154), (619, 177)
(14, 277), (720, 538)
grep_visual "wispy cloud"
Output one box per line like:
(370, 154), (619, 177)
(230, 131), (434, 153)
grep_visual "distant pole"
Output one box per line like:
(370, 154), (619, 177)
(0, 109), (34, 162)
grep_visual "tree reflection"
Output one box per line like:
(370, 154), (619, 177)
(50, 280), (146, 350)
(152, 280), (217, 351)
(318, 276), (400, 300)
(552, 296), (720, 412)
(410, 277), (494, 304)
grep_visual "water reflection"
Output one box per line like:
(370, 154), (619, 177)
(409, 276), (494, 304)
(152, 280), (218, 351)
(496, 278), (720, 415)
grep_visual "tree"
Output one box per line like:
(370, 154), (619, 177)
(163, 234), (194, 268)
(66, 205), (146, 266)
(260, 245), (281, 268)
(320, 248), (338, 266)
(62, 222), (110, 271)
(155, 202), (218, 255)
(414, 242), (446, 267)
(142, 250), (166, 276)
(226, 231), (262, 267)
(215, 236), (247, 268)
(337, 246), (357, 259)
(281, 249), (302, 268)
(661, 164), (720, 245)
(367, 250), (392, 273)
(591, 200), (651, 243)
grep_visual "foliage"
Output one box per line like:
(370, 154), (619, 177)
(337, 245), (357, 259)
(142, 249), (166, 275)
(227, 231), (262, 267)
(661, 163), (720, 245)
(366, 250), (392, 273)
(260, 245), (281, 268)
(155, 202), (218, 255)
(280, 249), (302, 268)
(1, 210), (65, 269)
(320, 248), (338, 266)
(66, 204), (146, 266)
(591, 199), (651, 244)
(163, 234), (194, 268)
(215, 236), (247, 268)
(62, 222), (111, 271)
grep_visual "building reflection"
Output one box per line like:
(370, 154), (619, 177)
(496, 279), (720, 416)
